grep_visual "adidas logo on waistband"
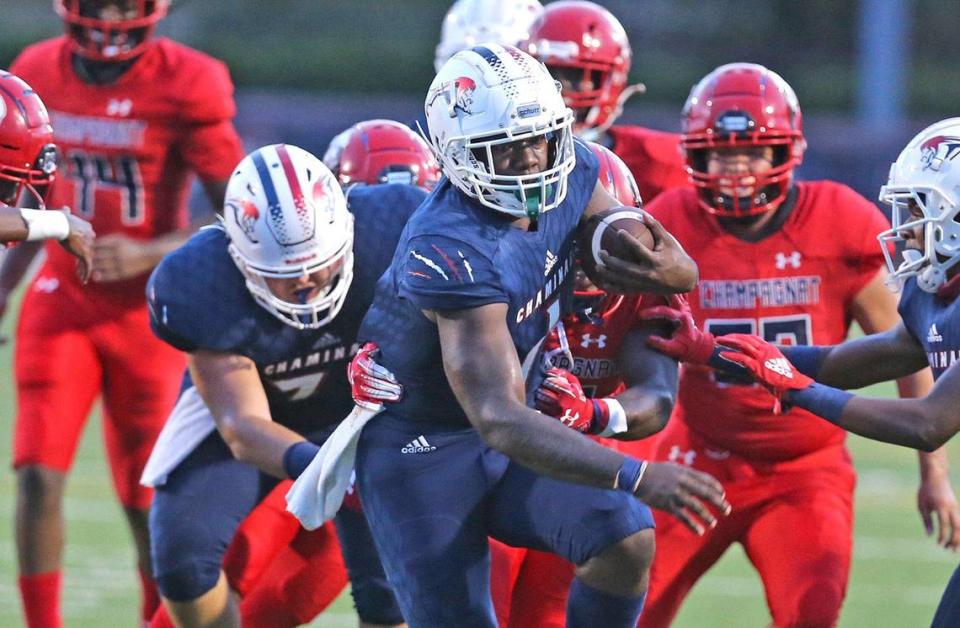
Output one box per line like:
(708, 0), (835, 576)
(401, 435), (437, 454)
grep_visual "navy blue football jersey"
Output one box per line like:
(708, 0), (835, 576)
(899, 277), (960, 381)
(359, 140), (600, 427)
(147, 183), (426, 434)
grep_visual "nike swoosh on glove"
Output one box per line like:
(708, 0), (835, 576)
(715, 333), (814, 414)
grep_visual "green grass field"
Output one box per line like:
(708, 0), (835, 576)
(0, 286), (956, 626)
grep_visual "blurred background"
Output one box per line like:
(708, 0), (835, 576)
(1, 1), (959, 626)
(4, 0), (958, 202)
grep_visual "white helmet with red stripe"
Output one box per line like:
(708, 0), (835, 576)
(223, 144), (354, 329)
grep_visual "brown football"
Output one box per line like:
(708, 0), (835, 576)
(577, 206), (655, 281)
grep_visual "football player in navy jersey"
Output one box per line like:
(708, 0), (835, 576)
(349, 44), (723, 627)
(142, 144), (413, 628)
(643, 118), (960, 626)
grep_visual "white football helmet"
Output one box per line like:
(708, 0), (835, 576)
(223, 144), (354, 329)
(878, 118), (960, 293)
(435, 0), (544, 72)
(425, 43), (575, 220)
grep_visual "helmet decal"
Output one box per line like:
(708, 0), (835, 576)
(454, 77), (478, 116)
(228, 197), (260, 244)
(920, 135), (960, 172)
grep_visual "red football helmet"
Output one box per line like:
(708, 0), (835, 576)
(322, 119), (441, 191)
(0, 71), (57, 208)
(524, 1), (637, 139)
(55, 0), (169, 61)
(588, 141), (641, 208)
(681, 63), (806, 217)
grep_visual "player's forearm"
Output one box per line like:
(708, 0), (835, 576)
(216, 413), (304, 478)
(813, 394), (948, 451)
(919, 447), (951, 482)
(0, 206), (29, 241)
(0, 239), (43, 297)
(612, 388), (674, 440)
(475, 397), (625, 488)
(787, 337), (924, 389)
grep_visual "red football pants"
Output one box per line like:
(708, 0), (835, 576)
(13, 274), (185, 509)
(639, 419), (856, 628)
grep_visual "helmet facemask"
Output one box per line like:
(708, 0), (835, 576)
(228, 220), (355, 330)
(0, 144), (57, 208)
(686, 134), (801, 218)
(441, 111), (575, 221)
(878, 187), (960, 294)
(56, 0), (168, 61)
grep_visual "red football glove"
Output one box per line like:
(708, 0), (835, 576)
(348, 342), (403, 411)
(639, 294), (716, 364)
(716, 333), (814, 414)
(535, 368), (610, 434)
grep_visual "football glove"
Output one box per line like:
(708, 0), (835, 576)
(348, 342), (403, 410)
(640, 294), (716, 364)
(716, 333), (814, 414)
(535, 367), (613, 434)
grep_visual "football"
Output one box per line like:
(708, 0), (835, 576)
(577, 206), (655, 281)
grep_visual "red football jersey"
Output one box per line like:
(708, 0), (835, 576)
(543, 294), (661, 398)
(608, 125), (688, 204)
(11, 37), (244, 303)
(646, 182), (890, 460)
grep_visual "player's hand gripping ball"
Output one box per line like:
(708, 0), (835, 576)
(577, 206), (655, 283)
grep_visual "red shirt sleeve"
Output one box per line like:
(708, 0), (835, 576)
(837, 184), (891, 297)
(176, 54), (245, 183)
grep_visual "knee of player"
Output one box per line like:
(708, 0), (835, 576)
(589, 528), (655, 586)
(16, 466), (66, 513)
(154, 559), (224, 603)
(773, 579), (844, 627)
(619, 528), (655, 576)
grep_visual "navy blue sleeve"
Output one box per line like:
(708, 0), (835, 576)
(896, 278), (923, 345)
(397, 234), (507, 311)
(146, 230), (259, 353)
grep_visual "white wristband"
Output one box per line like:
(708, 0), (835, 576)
(20, 209), (70, 242)
(597, 398), (628, 437)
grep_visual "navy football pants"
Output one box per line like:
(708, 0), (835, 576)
(150, 431), (403, 624)
(933, 564), (960, 627)
(356, 414), (654, 628)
